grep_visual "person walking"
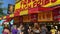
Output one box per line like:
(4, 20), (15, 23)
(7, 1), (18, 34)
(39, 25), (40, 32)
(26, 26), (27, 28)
(40, 24), (48, 34)
(11, 25), (18, 34)
(17, 24), (24, 34)
(50, 27), (57, 34)
(28, 26), (33, 34)
(33, 23), (41, 34)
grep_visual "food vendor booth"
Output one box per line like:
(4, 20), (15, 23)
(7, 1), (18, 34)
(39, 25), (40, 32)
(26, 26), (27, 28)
(0, 0), (60, 25)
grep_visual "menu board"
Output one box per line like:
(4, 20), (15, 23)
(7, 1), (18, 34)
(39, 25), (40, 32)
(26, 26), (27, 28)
(16, 0), (20, 3)
(23, 15), (30, 22)
(38, 11), (53, 22)
(23, 14), (37, 23)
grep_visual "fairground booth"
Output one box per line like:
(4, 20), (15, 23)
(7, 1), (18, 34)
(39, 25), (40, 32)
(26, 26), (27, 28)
(0, 0), (60, 26)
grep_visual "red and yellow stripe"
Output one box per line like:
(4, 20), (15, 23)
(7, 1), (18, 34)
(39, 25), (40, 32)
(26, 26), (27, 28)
(0, 0), (60, 20)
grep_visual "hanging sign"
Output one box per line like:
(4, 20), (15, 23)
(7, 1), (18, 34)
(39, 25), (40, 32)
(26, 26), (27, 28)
(15, 0), (58, 11)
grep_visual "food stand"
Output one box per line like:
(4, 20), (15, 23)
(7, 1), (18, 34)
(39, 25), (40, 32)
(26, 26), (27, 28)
(0, 0), (60, 25)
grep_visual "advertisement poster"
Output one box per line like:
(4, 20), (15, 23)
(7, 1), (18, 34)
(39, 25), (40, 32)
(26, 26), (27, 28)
(7, 4), (15, 14)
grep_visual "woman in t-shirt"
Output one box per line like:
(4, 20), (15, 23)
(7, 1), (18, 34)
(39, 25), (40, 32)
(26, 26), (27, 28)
(33, 23), (41, 34)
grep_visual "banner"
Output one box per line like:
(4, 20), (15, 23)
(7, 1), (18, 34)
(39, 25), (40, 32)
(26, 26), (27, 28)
(15, 0), (59, 11)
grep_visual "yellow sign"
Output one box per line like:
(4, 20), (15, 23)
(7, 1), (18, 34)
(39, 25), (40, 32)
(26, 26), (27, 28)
(15, 2), (21, 10)
(20, 10), (28, 15)
(38, 11), (53, 21)
(43, 0), (60, 7)
(15, 0), (60, 11)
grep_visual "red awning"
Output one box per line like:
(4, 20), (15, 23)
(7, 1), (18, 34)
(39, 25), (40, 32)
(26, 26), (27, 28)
(1, 5), (60, 20)
(28, 6), (60, 14)
(38, 6), (60, 11)
(28, 7), (39, 14)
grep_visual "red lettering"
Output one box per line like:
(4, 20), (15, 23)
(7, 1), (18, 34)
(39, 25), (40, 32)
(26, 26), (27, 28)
(28, 0), (34, 9)
(25, 4), (28, 9)
(28, 0), (31, 3)
(51, 0), (57, 3)
(33, 1), (38, 8)
(20, 0), (28, 10)
(28, 0), (31, 9)
(38, 0), (41, 7)
(18, 0), (57, 11)
(45, 0), (50, 5)
(42, 0), (50, 5)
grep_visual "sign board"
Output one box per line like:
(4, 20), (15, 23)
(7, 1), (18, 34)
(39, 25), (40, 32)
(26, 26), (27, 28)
(15, 0), (60, 12)
(38, 11), (53, 21)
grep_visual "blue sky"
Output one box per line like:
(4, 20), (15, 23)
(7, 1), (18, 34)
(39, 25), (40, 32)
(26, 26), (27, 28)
(2, 0), (15, 8)
(1, 0), (15, 14)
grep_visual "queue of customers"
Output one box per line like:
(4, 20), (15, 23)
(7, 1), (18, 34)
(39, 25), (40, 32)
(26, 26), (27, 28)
(2, 23), (60, 34)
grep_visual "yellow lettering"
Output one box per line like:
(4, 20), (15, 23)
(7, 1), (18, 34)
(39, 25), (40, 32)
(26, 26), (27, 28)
(21, 4), (24, 9)
(28, 3), (31, 8)
(24, 4), (28, 9)
(34, 3), (37, 7)
(28, 0), (34, 8)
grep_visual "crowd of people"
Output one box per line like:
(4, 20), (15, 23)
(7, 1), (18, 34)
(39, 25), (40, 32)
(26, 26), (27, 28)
(2, 23), (60, 34)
